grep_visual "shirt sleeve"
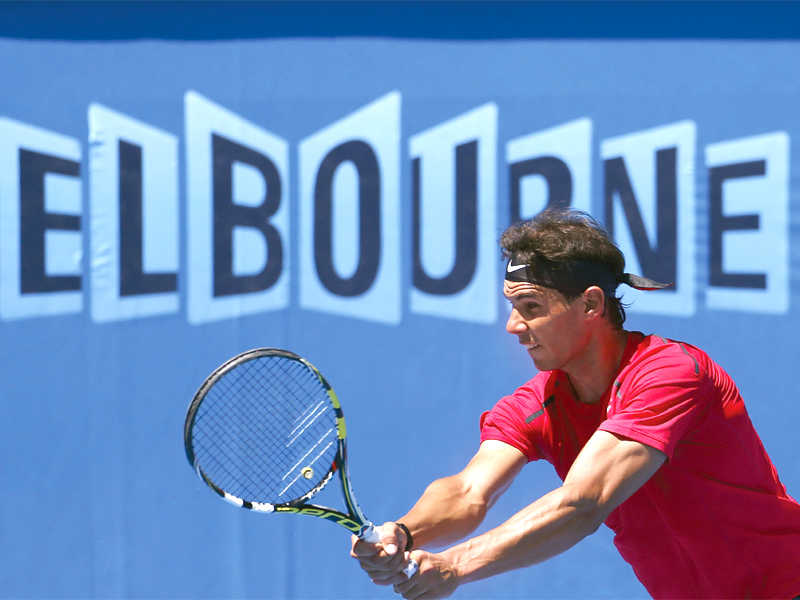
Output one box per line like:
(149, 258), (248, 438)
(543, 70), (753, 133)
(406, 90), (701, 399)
(598, 349), (714, 461)
(480, 391), (544, 463)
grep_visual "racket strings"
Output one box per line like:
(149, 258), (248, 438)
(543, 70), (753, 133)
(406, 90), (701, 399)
(191, 355), (339, 504)
(195, 360), (331, 498)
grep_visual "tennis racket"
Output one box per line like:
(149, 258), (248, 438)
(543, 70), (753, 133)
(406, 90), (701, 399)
(184, 348), (417, 578)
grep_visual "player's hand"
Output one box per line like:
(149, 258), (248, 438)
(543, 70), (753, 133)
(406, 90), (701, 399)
(391, 550), (460, 599)
(350, 522), (413, 584)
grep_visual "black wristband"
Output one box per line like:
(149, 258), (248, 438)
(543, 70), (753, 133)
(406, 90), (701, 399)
(395, 522), (413, 551)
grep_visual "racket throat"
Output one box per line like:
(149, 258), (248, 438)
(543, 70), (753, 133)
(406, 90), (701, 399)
(275, 505), (364, 532)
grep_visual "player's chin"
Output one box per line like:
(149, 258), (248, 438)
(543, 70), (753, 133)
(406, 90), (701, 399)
(531, 355), (558, 372)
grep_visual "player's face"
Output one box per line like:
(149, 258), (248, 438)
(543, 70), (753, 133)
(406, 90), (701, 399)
(504, 280), (591, 372)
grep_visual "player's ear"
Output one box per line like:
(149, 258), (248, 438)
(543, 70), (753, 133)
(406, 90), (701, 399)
(582, 287), (606, 318)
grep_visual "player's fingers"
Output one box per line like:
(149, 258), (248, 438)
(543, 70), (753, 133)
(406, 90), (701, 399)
(392, 560), (423, 597)
(350, 535), (381, 558)
(395, 581), (440, 600)
(355, 556), (392, 576)
(354, 547), (405, 570)
(394, 580), (424, 600)
(359, 551), (410, 579)
(372, 548), (410, 572)
(369, 566), (411, 587)
(378, 521), (402, 556)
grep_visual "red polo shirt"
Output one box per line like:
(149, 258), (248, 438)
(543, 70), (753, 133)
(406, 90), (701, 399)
(480, 332), (800, 599)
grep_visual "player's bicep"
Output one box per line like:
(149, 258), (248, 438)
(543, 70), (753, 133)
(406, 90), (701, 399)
(563, 430), (666, 521)
(459, 440), (527, 509)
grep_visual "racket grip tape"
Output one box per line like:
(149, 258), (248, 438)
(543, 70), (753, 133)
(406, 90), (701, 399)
(360, 524), (419, 579)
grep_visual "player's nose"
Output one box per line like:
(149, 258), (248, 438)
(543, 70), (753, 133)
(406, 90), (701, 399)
(506, 308), (525, 335)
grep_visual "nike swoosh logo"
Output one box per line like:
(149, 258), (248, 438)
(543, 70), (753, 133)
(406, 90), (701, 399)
(506, 262), (528, 273)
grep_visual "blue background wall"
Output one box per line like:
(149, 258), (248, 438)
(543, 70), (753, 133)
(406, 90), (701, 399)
(1, 3), (799, 599)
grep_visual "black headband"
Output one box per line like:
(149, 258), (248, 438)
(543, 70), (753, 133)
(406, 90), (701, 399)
(505, 256), (672, 296)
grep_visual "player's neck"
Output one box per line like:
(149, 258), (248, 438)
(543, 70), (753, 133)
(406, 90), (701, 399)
(565, 329), (628, 405)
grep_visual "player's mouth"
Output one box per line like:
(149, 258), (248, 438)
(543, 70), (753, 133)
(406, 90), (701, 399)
(524, 342), (540, 350)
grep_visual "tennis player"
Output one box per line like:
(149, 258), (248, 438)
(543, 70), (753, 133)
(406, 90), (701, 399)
(351, 208), (800, 599)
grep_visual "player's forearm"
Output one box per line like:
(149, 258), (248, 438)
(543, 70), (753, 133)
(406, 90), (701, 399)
(441, 483), (603, 585)
(398, 475), (490, 550)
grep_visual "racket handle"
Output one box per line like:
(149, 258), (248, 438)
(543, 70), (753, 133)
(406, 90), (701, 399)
(360, 524), (419, 579)
(359, 523), (382, 543)
(402, 557), (419, 579)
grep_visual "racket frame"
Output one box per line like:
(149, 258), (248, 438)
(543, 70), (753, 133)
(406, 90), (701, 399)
(184, 348), (378, 540)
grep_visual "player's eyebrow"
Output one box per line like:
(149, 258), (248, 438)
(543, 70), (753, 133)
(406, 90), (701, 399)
(504, 290), (546, 302)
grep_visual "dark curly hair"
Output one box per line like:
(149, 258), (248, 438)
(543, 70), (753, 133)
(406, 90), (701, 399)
(500, 208), (629, 329)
